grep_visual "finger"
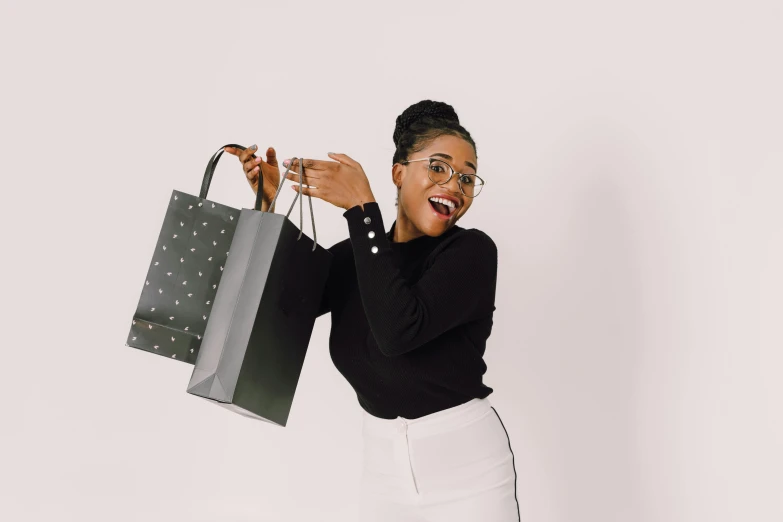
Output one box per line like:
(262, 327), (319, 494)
(285, 157), (327, 171)
(290, 184), (322, 199)
(243, 155), (263, 174)
(326, 152), (359, 168)
(284, 169), (319, 182)
(265, 147), (278, 168)
(224, 146), (240, 157)
(246, 164), (260, 182)
(238, 144), (258, 163)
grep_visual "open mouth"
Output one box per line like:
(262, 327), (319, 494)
(428, 196), (457, 218)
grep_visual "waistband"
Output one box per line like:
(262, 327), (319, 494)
(362, 398), (494, 439)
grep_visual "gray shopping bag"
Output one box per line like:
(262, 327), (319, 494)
(186, 158), (332, 426)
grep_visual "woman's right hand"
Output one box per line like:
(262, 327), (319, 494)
(224, 144), (281, 212)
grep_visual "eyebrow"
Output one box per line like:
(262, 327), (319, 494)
(430, 153), (477, 172)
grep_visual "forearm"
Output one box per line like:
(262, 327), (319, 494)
(343, 202), (497, 356)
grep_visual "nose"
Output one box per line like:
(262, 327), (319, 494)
(443, 171), (462, 195)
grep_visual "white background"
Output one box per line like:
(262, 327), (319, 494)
(1, 1), (781, 521)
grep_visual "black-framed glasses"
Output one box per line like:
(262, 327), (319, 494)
(399, 157), (485, 197)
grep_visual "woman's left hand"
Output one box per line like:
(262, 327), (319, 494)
(282, 153), (376, 211)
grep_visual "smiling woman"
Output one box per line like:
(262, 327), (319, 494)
(390, 101), (482, 240)
(226, 100), (518, 522)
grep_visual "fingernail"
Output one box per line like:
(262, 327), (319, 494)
(249, 144), (257, 150)
(283, 159), (290, 166)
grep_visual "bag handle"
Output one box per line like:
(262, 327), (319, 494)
(199, 144), (265, 211)
(199, 144), (320, 252)
(268, 157), (320, 252)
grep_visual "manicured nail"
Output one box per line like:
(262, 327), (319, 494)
(283, 159), (290, 166)
(249, 144), (257, 150)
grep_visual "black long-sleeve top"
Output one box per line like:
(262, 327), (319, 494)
(317, 202), (498, 419)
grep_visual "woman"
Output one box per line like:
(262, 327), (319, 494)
(226, 100), (520, 522)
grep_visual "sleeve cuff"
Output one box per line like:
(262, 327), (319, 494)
(343, 202), (391, 256)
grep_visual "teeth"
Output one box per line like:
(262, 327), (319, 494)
(429, 197), (456, 214)
(429, 197), (456, 209)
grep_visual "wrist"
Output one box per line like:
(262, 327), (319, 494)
(350, 193), (376, 211)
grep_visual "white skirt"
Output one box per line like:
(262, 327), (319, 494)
(359, 397), (520, 521)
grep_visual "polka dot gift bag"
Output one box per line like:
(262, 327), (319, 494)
(126, 144), (258, 364)
(185, 153), (332, 426)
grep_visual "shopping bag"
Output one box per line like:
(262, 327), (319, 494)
(125, 144), (265, 363)
(186, 157), (332, 427)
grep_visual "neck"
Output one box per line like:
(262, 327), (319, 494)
(393, 207), (426, 243)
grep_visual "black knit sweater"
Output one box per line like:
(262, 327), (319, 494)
(317, 202), (498, 419)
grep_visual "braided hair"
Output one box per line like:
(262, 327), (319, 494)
(392, 100), (476, 207)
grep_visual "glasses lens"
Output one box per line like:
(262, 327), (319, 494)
(459, 174), (484, 197)
(426, 159), (483, 197)
(427, 159), (452, 184)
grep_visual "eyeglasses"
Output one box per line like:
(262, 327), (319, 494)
(399, 157), (485, 198)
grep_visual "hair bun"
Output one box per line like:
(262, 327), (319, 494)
(393, 100), (459, 146)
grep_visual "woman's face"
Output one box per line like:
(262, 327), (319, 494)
(393, 134), (478, 237)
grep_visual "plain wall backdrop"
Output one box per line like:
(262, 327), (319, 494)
(0, 1), (780, 521)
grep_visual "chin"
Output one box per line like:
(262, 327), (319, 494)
(419, 212), (457, 236)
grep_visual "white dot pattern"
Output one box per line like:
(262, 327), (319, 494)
(128, 190), (239, 363)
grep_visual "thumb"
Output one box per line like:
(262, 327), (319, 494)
(265, 147), (278, 167)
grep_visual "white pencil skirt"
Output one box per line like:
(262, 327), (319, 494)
(358, 397), (520, 522)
